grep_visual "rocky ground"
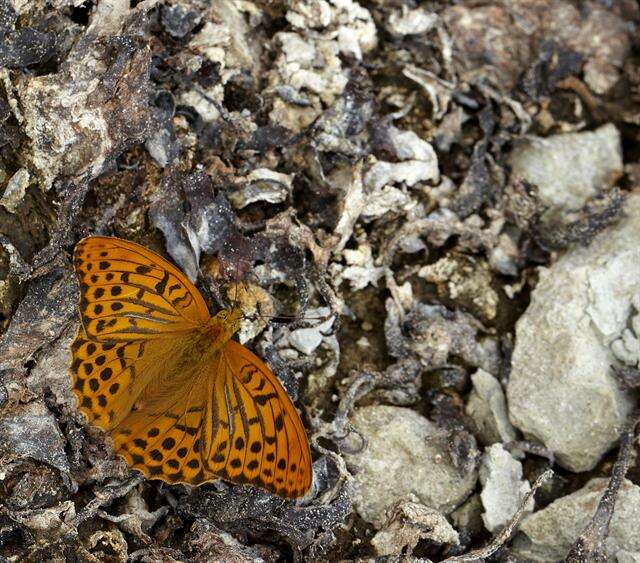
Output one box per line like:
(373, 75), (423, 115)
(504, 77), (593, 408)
(1, 0), (640, 561)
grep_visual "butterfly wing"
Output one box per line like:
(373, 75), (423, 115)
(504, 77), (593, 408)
(107, 339), (312, 498)
(205, 340), (312, 498)
(71, 235), (210, 432)
(74, 236), (210, 340)
(71, 327), (199, 431)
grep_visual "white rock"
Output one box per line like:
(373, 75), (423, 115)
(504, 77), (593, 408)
(513, 478), (640, 562)
(1, 168), (30, 213)
(617, 550), (640, 563)
(332, 240), (385, 290)
(228, 169), (293, 209)
(333, 162), (365, 253)
(466, 369), (517, 445)
(479, 444), (532, 533)
(179, 88), (222, 122)
(286, 0), (377, 58)
(344, 405), (477, 527)
(365, 160), (439, 193)
(508, 124), (622, 218)
(371, 500), (459, 556)
(507, 193), (640, 472)
(362, 127), (439, 209)
(387, 126), (438, 163)
(360, 184), (416, 221)
(288, 308), (335, 355)
(189, 21), (229, 65)
(611, 297), (640, 367)
(387, 8), (438, 37)
(275, 32), (347, 102)
(286, 0), (333, 28)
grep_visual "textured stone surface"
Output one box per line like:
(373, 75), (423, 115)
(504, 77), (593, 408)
(344, 405), (477, 526)
(508, 124), (622, 218)
(479, 444), (532, 532)
(466, 369), (516, 445)
(0, 400), (69, 476)
(513, 478), (640, 562)
(507, 194), (640, 472)
(371, 500), (458, 556)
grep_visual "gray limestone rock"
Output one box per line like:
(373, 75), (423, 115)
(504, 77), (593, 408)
(479, 444), (532, 533)
(513, 478), (640, 562)
(507, 194), (640, 472)
(371, 499), (459, 556)
(508, 124), (622, 220)
(466, 369), (516, 445)
(344, 405), (477, 526)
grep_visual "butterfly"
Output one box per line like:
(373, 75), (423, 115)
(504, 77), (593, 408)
(70, 236), (312, 498)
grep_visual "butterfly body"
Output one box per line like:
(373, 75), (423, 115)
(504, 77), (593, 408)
(70, 236), (312, 498)
(171, 310), (242, 367)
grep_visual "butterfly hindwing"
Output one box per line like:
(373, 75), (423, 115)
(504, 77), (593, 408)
(208, 341), (313, 498)
(109, 341), (313, 498)
(74, 236), (210, 340)
(111, 369), (209, 484)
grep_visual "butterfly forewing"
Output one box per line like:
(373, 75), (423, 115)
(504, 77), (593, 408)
(71, 235), (312, 498)
(74, 236), (210, 340)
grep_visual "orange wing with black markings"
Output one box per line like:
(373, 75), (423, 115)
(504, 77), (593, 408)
(205, 341), (312, 497)
(70, 235), (312, 498)
(74, 236), (210, 339)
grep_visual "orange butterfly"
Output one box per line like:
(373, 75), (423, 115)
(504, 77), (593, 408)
(70, 236), (312, 498)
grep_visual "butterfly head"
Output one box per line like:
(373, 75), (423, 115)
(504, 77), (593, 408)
(213, 308), (243, 340)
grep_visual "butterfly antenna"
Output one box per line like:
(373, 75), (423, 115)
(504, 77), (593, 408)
(231, 257), (239, 311)
(253, 301), (332, 323)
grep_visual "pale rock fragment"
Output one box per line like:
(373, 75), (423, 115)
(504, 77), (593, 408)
(286, 0), (376, 59)
(360, 184), (415, 222)
(618, 551), (640, 563)
(361, 126), (438, 220)
(365, 127), (439, 192)
(0, 400), (70, 476)
(371, 499), (459, 556)
(513, 479), (640, 562)
(228, 169), (293, 209)
(179, 87), (223, 123)
(333, 162), (365, 253)
(1, 167), (29, 213)
(387, 7), (438, 37)
(479, 444), (532, 533)
(275, 33), (347, 104)
(507, 193), (640, 472)
(331, 240), (384, 291)
(611, 294), (640, 368)
(344, 405), (477, 526)
(508, 124), (622, 221)
(288, 308), (335, 355)
(365, 161), (437, 193)
(466, 369), (516, 445)
(387, 126), (437, 163)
